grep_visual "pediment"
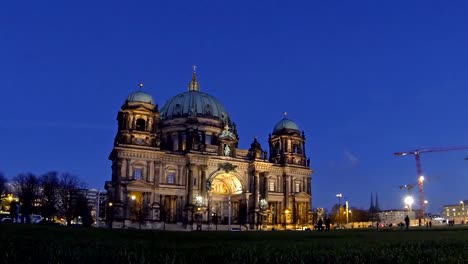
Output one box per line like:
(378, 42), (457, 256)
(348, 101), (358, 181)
(127, 179), (153, 190)
(293, 192), (311, 200)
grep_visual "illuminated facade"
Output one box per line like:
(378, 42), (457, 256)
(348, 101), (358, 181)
(443, 200), (468, 224)
(104, 69), (313, 229)
(377, 210), (416, 225)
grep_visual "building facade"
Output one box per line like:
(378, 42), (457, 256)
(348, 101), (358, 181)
(377, 210), (416, 226)
(443, 200), (468, 224)
(104, 70), (313, 229)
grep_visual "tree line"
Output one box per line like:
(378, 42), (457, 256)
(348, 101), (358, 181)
(0, 171), (93, 227)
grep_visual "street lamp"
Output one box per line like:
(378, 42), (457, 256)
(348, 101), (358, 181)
(404, 196), (414, 213)
(336, 193), (343, 206)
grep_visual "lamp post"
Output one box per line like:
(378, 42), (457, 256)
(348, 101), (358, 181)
(336, 193), (343, 225)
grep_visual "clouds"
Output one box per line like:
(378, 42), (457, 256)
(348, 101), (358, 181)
(344, 149), (359, 165)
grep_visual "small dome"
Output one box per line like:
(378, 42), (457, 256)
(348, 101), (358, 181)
(273, 117), (300, 133)
(126, 91), (154, 104)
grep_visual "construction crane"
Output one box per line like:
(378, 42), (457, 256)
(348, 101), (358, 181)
(394, 146), (468, 220)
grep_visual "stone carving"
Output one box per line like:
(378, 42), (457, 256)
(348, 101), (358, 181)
(224, 145), (231, 156)
(218, 162), (237, 173)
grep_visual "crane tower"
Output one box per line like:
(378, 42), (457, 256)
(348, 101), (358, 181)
(394, 146), (468, 220)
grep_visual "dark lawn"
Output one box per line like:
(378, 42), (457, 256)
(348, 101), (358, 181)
(1, 224), (467, 264)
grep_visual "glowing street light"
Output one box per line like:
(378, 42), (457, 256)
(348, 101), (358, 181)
(131, 195), (136, 201)
(404, 196), (414, 212)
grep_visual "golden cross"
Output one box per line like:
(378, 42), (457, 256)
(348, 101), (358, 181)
(193, 65), (197, 72)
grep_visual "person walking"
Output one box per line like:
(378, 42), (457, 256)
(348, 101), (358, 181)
(404, 215), (410, 230)
(325, 217), (331, 232)
(317, 218), (323, 232)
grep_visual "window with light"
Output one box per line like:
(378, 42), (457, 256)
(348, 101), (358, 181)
(295, 182), (300, 193)
(134, 169), (142, 180)
(167, 173), (175, 184)
(269, 180), (275, 192)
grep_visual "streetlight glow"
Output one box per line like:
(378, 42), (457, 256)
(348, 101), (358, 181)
(418, 176), (425, 182)
(131, 195), (136, 200)
(404, 196), (414, 206)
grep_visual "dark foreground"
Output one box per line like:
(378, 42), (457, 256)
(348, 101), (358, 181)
(1, 224), (468, 264)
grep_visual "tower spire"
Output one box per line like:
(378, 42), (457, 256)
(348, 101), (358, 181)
(369, 192), (374, 212)
(375, 193), (380, 211)
(188, 65), (200, 91)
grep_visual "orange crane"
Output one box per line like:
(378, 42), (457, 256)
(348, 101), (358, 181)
(394, 146), (468, 220)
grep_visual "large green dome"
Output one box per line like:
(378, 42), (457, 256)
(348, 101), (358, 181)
(160, 71), (230, 122)
(126, 91), (154, 104)
(160, 90), (229, 122)
(273, 117), (300, 133)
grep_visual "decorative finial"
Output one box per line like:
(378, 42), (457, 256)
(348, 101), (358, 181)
(188, 65), (200, 91)
(139, 83), (144, 89)
(283, 111), (287, 117)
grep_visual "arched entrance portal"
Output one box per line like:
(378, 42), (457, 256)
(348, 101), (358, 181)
(209, 173), (245, 227)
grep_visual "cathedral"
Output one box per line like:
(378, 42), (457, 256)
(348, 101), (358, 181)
(105, 68), (313, 230)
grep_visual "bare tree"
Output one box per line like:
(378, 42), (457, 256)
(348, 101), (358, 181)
(40, 171), (60, 222)
(0, 172), (7, 197)
(57, 173), (85, 226)
(12, 173), (40, 224)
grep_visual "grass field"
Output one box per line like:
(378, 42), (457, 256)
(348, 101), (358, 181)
(1, 224), (468, 264)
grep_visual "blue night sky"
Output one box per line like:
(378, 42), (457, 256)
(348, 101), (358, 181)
(1, 0), (468, 214)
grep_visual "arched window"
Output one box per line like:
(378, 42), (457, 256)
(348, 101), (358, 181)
(294, 181), (301, 193)
(136, 118), (146, 131)
(269, 179), (276, 192)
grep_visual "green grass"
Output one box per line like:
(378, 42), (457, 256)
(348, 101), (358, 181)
(1, 224), (468, 264)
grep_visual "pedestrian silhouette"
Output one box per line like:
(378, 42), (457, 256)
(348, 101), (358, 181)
(404, 215), (410, 230)
(317, 218), (323, 232)
(325, 217), (331, 232)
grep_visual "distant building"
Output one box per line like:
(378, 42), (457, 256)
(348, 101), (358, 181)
(80, 189), (106, 225)
(443, 200), (468, 224)
(378, 209), (416, 225)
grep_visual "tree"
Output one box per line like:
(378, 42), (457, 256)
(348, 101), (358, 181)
(57, 173), (84, 226)
(40, 171), (60, 222)
(12, 173), (40, 224)
(330, 203), (344, 225)
(75, 193), (92, 227)
(0, 172), (7, 197)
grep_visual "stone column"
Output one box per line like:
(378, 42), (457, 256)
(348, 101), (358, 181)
(158, 162), (164, 185)
(120, 159), (127, 180)
(284, 174), (291, 209)
(187, 164), (194, 205)
(254, 171), (260, 209)
(146, 160), (152, 182)
(154, 161), (160, 187)
(263, 172), (270, 202)
(199, 165), (208, 204)
(126, 159), (131, 180)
